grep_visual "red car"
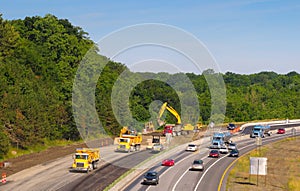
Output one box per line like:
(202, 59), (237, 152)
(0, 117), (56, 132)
(162, 159), (175, 166)
(209, 150), (220, 158)
(277, 128), (285, 134)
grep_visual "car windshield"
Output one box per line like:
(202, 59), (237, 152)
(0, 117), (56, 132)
(188, 144), (196, 147)
(211, 150), (218, 153)
(146, 172), (157, 176)
(193, 160), (203, 164)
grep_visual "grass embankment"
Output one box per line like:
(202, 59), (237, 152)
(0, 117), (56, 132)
(1, 139), (83, 161)
(226, 137), (300, 191)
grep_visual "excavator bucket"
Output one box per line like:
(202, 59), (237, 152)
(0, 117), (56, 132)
(157, 119), (165, 127)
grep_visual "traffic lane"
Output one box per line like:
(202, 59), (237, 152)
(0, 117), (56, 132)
(131, 137), (257, 191)
(197, 132), (294, 191)
(123, 127), (297, 191)
(241, 123), (300, 135)
(195, 153), (240, 191)
(124, 151), (194, 191)
(130, 139), (254, 191)
(0, 153), (85, 191)
(173, 154), (214, 191)
(123, 164), (162, 191)
(219, 129), (298, 191)
(148, 148), (229, 191)
(0, 144), (126, 191)
(148, 151), (198, 191)
(58, 150), (156, 191)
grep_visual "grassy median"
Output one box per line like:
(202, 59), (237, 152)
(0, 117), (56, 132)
(226, 136), (300, 191)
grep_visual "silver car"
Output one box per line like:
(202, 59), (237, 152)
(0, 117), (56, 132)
(191, 159), (204, 171)
(152, 143), (164, 152)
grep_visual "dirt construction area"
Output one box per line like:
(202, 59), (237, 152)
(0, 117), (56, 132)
(0, 130), (201, 179)
(0, 138), (114, 177)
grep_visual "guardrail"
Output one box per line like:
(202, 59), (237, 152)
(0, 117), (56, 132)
(239, 119), (300, 131)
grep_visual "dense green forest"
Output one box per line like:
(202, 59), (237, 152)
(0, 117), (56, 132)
(1, 14), (300, 158)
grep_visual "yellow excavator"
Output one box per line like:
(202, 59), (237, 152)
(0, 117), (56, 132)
(157, 102), (181, 126)
(157, 102), (183, 136)
(157, 102), (201, 136)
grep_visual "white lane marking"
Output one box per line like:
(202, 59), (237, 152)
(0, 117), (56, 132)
(147, 133), (292, 191)
(171, 168), (190, 191)
(193, 133), (293, 191)
(146, 149), (209, 191)
(193, 154), (229, 191)
(171, 155), (208, 191)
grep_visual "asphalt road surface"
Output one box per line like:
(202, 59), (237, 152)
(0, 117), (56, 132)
(123, 127), (299, 191)
(1, 123), (299, 191)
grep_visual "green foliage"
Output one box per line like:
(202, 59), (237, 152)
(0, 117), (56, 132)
(0, 126), (10, 159)
(1, 13), (300, 158)
(0, 14), (20, 61)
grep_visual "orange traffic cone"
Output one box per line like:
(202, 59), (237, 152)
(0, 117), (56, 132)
(1, 172), (6, 184)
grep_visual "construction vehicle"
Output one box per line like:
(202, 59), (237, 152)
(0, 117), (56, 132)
(72, 148), (100, 173)
(250, 125), (271, 138)
(144, 121), (155, 133)
(194, 122), (203, 130)
(146, 134), (166, 151)
(182, 123), (196, 135)
(115, 126), (142, 152)
(158, 102), (183, 136)
(146, 135), (162, 150)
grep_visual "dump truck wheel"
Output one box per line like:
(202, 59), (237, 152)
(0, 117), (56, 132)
(92, 162), (97, 169)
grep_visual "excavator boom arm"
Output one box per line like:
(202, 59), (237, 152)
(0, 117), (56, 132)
(157, 102), (181, 124)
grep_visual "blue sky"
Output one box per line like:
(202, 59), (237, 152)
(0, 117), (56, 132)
(1, 0), (300, 74)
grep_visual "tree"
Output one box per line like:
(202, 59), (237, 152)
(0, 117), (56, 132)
(0, 14), (20, 61)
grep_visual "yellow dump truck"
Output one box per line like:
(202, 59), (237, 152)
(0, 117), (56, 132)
(72, 148), (100, 173)
(116, 126), (142, 152)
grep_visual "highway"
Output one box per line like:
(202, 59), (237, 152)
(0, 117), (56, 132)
(1, 122), (299, 191)
(122, 126), (299, 191)
(0, 145), (153, 191)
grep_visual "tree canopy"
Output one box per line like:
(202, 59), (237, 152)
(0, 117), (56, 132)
(1, 13), (300, 158)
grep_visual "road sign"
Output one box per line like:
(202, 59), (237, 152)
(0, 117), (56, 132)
(250, 157), (267, 175)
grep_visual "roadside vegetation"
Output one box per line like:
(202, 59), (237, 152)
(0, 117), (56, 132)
(1, 13), (300, 159)
(226, 137), (300, 191)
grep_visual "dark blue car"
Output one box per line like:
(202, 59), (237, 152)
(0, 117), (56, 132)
(229, 149), (239, 157)
(227, 123), (236, 130)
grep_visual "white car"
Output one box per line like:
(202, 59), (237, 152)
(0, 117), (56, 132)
(219, 146), (229, 154)
(186, 144), (198, 152)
